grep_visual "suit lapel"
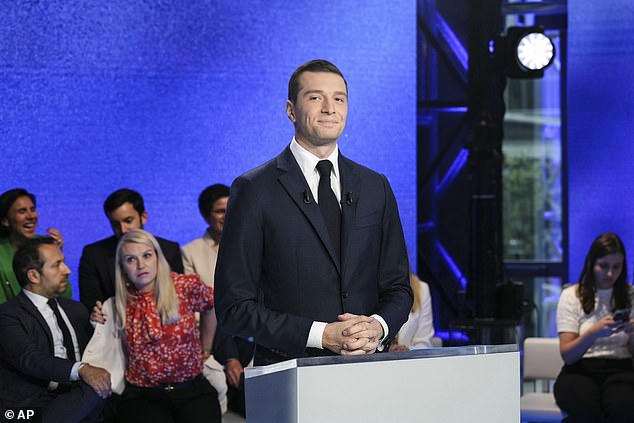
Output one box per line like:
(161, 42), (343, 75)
(17, 293), (55, 353)
(339, 155), (360, 271)
(277, 147), (341, 274)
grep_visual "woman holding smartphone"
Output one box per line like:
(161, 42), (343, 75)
(554, 232), (634, 422)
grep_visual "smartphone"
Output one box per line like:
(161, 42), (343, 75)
(612, 308), (631, 322)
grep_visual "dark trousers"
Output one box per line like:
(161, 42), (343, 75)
(227, 375), (246, 417)
(9, 381), (104, 423)
(115, 376), (220, 423)
(554, 358), (634, 423)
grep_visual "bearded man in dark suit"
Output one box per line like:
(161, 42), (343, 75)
(0, 237), (110, 422)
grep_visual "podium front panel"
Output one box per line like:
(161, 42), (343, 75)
(246, 344), (519, 422)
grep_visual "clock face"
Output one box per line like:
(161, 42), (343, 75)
(516, 32), (555, 71)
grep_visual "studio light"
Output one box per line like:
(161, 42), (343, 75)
(517, 32), (554, 70)
(502, 26), (555, 79)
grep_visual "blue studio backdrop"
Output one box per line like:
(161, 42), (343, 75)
(0, 1), (416, 296)
(567, 1), (634, 280)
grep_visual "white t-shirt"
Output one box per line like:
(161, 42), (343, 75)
(557, 284), (632, 359)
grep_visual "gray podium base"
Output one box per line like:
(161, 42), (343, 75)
(245, 344), (519, 423)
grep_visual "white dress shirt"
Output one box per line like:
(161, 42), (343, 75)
(289, 138), (389, 350)
(23, 290), (82, 385)
(290, 137), (342, 205)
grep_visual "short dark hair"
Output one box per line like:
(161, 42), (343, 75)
(288, 59), (348, 103)
(198, 184), (230, 219)
(0, 188), (36, 236)
(13, 237), (56, 288)
(103, 189), (145, 217)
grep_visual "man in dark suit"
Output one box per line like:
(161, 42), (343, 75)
(0, 237), (111, 422)
(215, 60), (413, 365)
(78, 188), (183, 310)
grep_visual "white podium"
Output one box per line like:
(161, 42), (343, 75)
(245, 344), (519, 422)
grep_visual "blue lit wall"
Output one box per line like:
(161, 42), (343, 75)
(568, 1), (634, 279)
(0, 2), (416, 297)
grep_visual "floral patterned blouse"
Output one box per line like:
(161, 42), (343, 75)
(124, 273), (214, 387)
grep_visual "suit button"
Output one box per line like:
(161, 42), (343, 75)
(342, 292), (349, 299)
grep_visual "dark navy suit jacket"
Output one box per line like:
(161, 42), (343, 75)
(215, 146), (413, 364)
(0, 292), (93, 407)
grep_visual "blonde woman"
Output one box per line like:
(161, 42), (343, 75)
(112, 229), (220, 423)
(389, 272), (435, 351)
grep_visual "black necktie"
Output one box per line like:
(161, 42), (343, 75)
(47, 299), (77, 361)
(316, 160), (341, 260)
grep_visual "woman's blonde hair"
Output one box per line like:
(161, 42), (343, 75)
(114, 229), (180, 330)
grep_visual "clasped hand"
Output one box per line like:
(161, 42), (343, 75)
(322, 313), (384, 355)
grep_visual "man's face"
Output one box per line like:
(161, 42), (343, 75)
(1, 196), (38, 240)
(108, 202), (147, 238)
(206, 196), (228, 235)
(286, 71), (348, 149)
(30, 244), (71, 298)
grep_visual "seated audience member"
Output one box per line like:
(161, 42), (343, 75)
(554, 232), (634, 422)
(79, 188), (183, 310)
(389, 272), (435, 351)
(182, 184), (253, 416)
(181, 184), (229, 286)
(110, 229), (220, 422)
(212, 327), (254, 417)
(0, 237), (110, 422)
(0, 188), (71, 303)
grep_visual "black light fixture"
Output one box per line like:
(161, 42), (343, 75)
(499, 26), (555, 79)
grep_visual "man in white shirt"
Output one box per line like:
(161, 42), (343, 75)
(182, 183), (229, 287)
(183, 184), (255, 415)
(0, 237), (110, 422)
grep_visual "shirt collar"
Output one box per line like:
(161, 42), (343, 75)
(23, 289), (51, 310)
(289, 137), (340, 180)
